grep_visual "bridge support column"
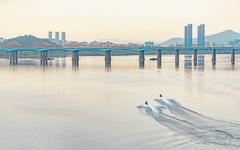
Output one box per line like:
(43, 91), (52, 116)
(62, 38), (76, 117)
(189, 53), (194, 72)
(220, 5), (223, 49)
(10, 50), (18, 65)
(212, 48), (216, 66)
(40, 50), (48, 66)
(105, 50), (112, 68)
(157, 49), (162, 68)
(193, 49), (198, 66)
(231, 49), (235, 65)
(72, 50), (79, 67)
(139, 50), (145, 69)
(175, 49), (180, 68)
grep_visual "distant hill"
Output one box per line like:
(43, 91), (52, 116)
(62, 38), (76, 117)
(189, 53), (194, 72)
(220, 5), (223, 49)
(161, 30), (240, 46)
(160, 38), (184, 46)
(0, 35), (57, 47)
(206, 30), (240, 44)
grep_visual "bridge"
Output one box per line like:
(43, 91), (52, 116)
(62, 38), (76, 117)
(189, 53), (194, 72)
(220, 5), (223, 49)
(0, 47), (240, 68)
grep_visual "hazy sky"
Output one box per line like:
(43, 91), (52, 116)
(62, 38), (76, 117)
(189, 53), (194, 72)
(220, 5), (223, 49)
(0, 0), (239, 43)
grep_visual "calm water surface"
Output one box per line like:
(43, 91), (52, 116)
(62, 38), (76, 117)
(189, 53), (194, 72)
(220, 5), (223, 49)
(0, 55), (240, 150)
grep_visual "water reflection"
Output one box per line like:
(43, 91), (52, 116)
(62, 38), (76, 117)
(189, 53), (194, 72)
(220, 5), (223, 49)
(72, 61), (79, 71)
(0, 55), (240, 150)
(231, 65), (235, 70)
(212, 65), (216, 70)
(197, 55), (205, 71)
(40, 60), (48, 66)
(184, 55), (193, 72)
(72, 65), (79, 71)
(139, 61), (144, 69)
(0, 54), (240, 72)
(55, 59), (60, 67)
(105, 61), (111, 68)
(61, 58), (66, 68)
(198, 55), (205, 67)
(48, 60), (53, 66)
(105, 67), (111, 72)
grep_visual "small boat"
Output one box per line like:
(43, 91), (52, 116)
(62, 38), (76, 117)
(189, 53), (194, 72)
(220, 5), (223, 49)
(150, 57), (157, 61)
(47, 57), (54, 60)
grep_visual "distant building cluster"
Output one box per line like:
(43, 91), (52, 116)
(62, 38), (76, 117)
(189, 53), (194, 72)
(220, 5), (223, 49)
(65, 41), (143, 48)
(184, 24), (205, 48)
(144, 41), (155, 47)
(48, 31), (66, 45)
(0, 37), (4, 43)
(229, 39), (240, 47)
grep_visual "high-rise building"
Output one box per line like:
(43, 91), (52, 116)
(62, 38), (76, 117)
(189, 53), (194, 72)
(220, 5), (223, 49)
(48, 31), (53, 40)
(198, 24), (205, 48)
(184, 24), (193, 48)
(61, 32), (66, 42)
(188, 24), (192, 47)
(184, 26), (188, 47)
(55, 32), (60, 41)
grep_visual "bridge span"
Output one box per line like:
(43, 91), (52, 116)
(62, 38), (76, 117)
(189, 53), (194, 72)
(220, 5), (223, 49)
(0, 47), (240, 68)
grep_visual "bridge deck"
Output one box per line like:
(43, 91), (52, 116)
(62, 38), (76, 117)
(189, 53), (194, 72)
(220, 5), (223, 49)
(0, 47), (240, 52)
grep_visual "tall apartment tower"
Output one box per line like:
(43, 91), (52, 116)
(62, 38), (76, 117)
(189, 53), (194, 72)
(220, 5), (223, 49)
(55, 32), (60, 41)
(48, 31), (53, 40)
(184, 24), (193, 48)
(61, 32), (66, 42)
(184, 26), (188, 47)
(198, 24), (205, 48)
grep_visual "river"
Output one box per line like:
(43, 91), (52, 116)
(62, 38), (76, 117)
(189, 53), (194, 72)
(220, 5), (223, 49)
(0, 55), (240, 150)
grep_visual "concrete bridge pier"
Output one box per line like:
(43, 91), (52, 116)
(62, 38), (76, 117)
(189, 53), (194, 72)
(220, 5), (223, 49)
(212, 48), (216, 66)
(10, 50), (18, 65)
(193, 49), (198, 66)
(105, 50), (112, 68)
(157, 49), (162, 68)
(40, 50), (48, 66)
(231, 49), (235, 65)
(175, 49), (180, 68)
(72, 50), (80, 67)
(139, 50), (145, 69)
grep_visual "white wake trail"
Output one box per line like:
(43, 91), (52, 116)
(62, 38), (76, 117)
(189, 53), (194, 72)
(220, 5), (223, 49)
(137, 96), (240, 148)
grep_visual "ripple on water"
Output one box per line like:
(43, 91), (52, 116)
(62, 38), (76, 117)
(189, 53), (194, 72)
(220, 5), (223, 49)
(137, 96), (240, 149)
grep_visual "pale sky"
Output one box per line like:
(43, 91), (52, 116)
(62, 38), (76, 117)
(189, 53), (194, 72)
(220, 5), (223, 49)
(0, 0), (239, 43)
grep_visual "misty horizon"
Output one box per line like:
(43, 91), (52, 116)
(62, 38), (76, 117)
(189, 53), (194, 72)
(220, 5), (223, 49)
(0, 0), (240, 42)
(1, 29), (240, 45)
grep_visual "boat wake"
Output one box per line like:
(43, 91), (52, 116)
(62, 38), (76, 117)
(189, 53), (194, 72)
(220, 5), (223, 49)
(137, 96), (240, 148)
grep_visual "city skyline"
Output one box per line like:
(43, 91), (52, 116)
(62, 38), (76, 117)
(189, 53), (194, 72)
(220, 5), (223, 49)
(0, 0), (240, 43)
